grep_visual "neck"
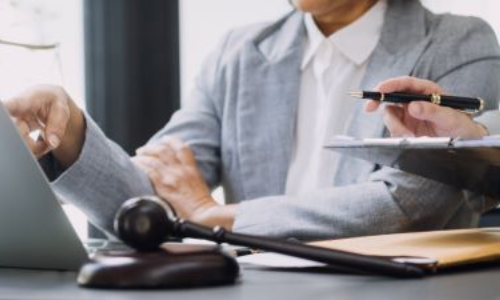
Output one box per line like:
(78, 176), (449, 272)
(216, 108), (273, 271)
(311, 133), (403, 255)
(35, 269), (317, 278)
(313, 0), (379, 36)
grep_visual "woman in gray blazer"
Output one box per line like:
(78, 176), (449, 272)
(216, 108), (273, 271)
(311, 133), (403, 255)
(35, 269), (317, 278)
(5, 0), (500, 241)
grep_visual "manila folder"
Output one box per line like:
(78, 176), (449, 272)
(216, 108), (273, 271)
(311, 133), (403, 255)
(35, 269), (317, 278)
(311, 228), (500, 269)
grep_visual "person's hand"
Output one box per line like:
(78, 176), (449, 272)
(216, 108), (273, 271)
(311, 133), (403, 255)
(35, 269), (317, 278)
(132, 137), (230, 227)
(3, 85), (85, 167)
(364, 76), (488, 139)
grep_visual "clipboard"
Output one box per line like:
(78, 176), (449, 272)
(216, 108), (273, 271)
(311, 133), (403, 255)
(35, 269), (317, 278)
(325, 136), (500, 198)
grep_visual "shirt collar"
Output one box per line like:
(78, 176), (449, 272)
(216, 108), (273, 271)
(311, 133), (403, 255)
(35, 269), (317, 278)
(301, 0), (387, 69)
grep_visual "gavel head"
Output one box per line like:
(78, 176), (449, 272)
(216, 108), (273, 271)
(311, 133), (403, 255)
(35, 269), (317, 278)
(114, 196), (177, 251)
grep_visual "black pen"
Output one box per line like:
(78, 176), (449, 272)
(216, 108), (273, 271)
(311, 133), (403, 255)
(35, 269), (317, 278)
(349, 91), (484, 112)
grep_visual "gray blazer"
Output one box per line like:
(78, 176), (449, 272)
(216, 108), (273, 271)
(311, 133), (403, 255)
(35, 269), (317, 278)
(49, 0), (500, 240)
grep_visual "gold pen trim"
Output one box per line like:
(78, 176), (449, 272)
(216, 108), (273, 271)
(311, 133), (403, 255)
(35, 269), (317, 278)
(431, 94), (441, 106)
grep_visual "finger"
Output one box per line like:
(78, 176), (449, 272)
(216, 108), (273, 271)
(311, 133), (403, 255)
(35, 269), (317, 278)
(44, 101), (70, 149)
(12, 117), (30, 137)
(4, 87), (48, 117)
(146, 156), (186, 188)
(133, 153), (184, 181)
(133, 161), (156, 178)
(167, 137), (197, 166)
(147, 169), (173, 195)
(136, 134), (177, 151)
(149, 169), (176, 194)
(3, 97), (23, 117)
(31, 139), (51, 158)
(376, 76), (444, 95)
(131, 155), (163, 172)
(131, 156), (172, 193)
(407, 101), (468, 132)
(13, 118), (50, 157)
(156, 171), (179, 189)
(383, 106), (415, 137)
(155, 143), (180, 166)
(364, 100), (381, 112)
(136, 144), (180, 166)
(27, 116), (46, 132)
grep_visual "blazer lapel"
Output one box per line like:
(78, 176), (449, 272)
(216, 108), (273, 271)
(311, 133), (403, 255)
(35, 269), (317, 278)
(237, 12), (305, 199)
(346, 0), (431, 139)
(237, 0), (434, 194)
(336, 0), (433, 184)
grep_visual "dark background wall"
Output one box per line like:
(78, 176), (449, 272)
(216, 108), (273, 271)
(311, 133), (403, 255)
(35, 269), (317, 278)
(84, 0), (180, 237)
(84, 0), (180, 154)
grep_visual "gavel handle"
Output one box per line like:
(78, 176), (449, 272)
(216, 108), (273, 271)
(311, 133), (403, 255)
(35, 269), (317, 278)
(173, 220), (426, 278)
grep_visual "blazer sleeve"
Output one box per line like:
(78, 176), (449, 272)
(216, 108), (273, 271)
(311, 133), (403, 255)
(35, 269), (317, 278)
(45, 32), (232, 236)
(234, 170), (472, 240)
(233, 16), (500, 240)
(49, 116), (155, 235)
(426, 16), (500, 212)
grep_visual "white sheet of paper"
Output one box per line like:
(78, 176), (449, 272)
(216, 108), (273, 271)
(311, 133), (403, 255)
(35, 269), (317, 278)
(327, 135), (500, 149)
(237, 252), (326, 268)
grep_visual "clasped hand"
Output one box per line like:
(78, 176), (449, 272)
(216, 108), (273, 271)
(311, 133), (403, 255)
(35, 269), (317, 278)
(132, 137), (219, 224)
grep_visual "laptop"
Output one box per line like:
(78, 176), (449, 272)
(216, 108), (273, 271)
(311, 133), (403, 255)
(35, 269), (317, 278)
(0, 102), (89, 271)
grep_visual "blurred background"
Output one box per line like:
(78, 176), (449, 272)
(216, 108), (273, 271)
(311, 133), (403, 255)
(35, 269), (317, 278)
(1, 0), (499, 238)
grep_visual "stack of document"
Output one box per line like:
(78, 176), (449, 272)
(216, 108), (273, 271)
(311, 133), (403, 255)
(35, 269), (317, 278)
(238, 228), (500, 272)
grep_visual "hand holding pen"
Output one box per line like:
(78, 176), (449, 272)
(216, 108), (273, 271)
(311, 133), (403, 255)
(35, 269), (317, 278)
(351, 91), (483, 112)
(363, 76), (488, 139)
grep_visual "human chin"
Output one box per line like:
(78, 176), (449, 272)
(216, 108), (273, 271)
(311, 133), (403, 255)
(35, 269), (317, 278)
(290, 0), (343, 13)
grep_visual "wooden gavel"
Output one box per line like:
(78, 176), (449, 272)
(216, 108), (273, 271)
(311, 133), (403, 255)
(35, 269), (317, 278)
(114, 196), (429, 278)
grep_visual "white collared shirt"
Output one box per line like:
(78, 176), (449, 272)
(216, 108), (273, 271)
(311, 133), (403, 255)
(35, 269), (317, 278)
(285, 0), (387, 195)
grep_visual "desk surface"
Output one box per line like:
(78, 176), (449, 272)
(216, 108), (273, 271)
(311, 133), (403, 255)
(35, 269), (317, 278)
(1, 265), (500, 300)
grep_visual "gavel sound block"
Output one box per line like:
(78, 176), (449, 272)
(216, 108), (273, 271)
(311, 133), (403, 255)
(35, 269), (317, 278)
(78, 243), (240, 289)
